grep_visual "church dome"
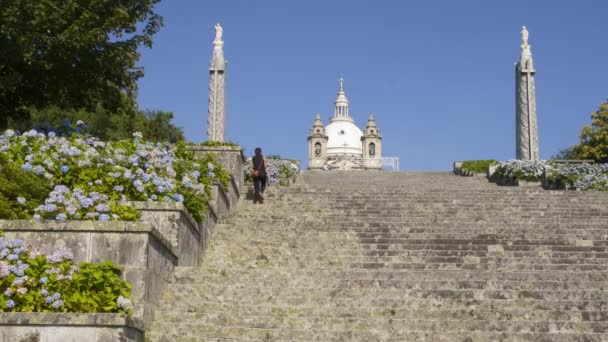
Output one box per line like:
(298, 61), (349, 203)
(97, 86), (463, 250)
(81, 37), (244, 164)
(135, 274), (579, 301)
(326, 119), (363, 155)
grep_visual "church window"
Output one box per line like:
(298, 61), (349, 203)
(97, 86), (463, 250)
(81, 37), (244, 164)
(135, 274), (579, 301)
(316, 129), (320, 133)
(369, 143), (376, 157)
(314, 142), (321, 156)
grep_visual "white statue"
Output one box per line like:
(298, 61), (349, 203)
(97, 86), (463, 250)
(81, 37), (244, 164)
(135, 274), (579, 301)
(214, 23), (223, 42)
(521, 26), (529, 47)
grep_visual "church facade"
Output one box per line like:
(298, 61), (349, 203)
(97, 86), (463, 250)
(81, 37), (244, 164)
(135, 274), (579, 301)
(308, 79), (382, 171)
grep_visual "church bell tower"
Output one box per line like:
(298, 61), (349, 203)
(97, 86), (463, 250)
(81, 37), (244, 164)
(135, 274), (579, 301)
(361, 113), (382, 170)
(307, 113), (329, 169)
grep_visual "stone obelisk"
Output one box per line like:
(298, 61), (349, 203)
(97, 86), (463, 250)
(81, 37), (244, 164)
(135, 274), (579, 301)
(515, 26), (539, 160)
(207, 23), (226, 142)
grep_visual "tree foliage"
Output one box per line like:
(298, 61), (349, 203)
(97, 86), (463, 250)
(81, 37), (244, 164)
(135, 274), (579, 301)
(30, 107), (184, 142)
(573, 100), (608, 162)
(0, 0), (166, 135)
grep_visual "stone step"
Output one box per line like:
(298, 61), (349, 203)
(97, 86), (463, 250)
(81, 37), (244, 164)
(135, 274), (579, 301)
(167, 278), (608, 293)
(175, 267), (608, 282)
(149, 317), (608, 335)
(147, 329), (608, 342)
(209, 242), (607, 254)
(148, 171), (608, 340)
(155, 300), (608, 320)
(159, 297), (608, 315)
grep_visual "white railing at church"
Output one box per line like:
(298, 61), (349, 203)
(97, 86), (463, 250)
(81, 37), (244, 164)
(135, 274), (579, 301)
(381, 157), (400, 171)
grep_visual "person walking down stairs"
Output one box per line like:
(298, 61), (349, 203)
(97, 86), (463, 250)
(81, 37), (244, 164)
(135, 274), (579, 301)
(252, 147), (268, 204)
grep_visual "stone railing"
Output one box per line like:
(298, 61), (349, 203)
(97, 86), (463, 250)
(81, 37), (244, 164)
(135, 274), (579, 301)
(0, 177), (241, 336)
(0, 313), (144, 342)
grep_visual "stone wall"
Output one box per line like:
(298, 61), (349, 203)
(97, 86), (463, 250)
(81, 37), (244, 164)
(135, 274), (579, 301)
(130, 201), (203, 267)
(0, 220), (176, 328)
(0, 313), (144, 342)
(0, 180), (241, 334)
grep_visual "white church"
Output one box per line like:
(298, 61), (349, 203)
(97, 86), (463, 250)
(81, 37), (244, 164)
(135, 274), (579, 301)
(308, 79), (382, 171)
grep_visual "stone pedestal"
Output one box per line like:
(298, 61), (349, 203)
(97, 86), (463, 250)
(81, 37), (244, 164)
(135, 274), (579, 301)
(188, 145), (245, 191)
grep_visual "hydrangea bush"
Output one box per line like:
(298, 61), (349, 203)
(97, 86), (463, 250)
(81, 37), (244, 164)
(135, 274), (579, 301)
(0, 129), (230, 223)
(0, 235), (133, 313)
(546, 163), (608, 190)
(244, 157), (300, 185)
(495, 159), (608, 190)
(494, 160), (548, 182)
(460, 160), (498, 173)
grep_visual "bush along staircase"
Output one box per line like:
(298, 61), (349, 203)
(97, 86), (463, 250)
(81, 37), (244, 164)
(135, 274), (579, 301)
(148, 171), (608, 341)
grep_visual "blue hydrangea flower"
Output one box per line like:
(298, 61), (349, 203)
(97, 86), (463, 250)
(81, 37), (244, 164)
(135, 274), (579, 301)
(5, 300), (15, 308)
(61, 165), (69, 174)
(40, 276), (48, 284)
(40, 289), (49, 296)
(56, 213), (67, 221)
(16, 197), (26, 205)
(99, 214), (110, 222)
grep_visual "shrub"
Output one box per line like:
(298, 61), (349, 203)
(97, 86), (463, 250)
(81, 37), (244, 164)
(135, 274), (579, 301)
(494, 160), (547, 182)
(461, 160), (498, 173)
(545, 163), (608, 190)
(0, 129), (231, 223)
(192, 141), (240, 148)
(0, 156), (52, 220)
(0, 235), (133, 314)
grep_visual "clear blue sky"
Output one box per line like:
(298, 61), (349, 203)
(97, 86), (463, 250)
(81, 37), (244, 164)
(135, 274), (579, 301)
(137, 0), (608, 170)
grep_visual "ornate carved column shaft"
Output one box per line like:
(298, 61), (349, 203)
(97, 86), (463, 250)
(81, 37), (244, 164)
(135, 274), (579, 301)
(207, 23), (226, 142)
(515, 26), (539, 160)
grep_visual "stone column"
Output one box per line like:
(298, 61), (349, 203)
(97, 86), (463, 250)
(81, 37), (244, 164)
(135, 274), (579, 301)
(515, 26), (539, 160)
(207, 23), (226, 142)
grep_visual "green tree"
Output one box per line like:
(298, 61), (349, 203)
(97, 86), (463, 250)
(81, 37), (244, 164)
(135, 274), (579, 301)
(139, 110), (185, 143)
(29, 106), (184, 142)
(0, 0), (163, 129)
(573, 100), (608, 162)
(550, 146), (577, 160)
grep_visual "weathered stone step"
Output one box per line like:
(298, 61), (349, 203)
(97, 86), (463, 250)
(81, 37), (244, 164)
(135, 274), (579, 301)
(148, 328), (607, 342)
(156, 298), (608, 319)
(219, 241), (607, 254)
(168, 278), (608, 293)
(150, 317), (607, 335)
(154, 306), (608, 324)
(212, 234), (608, 247)
(160, 297), (608, 316)
(163, 286), (608, 302)
(217, 222), (608, 233)
(175, 267), (608, 282)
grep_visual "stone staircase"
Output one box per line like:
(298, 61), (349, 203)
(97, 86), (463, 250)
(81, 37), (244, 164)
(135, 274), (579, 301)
(147, 171), (608, 341)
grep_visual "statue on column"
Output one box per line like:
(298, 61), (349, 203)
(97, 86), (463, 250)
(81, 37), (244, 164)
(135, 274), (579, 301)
(521, 25), (529, 48)
(214, 23), (223, 42)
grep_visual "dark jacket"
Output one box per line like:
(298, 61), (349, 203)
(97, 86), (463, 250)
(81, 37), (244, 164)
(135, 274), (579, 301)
(252, 155), (267, 177)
